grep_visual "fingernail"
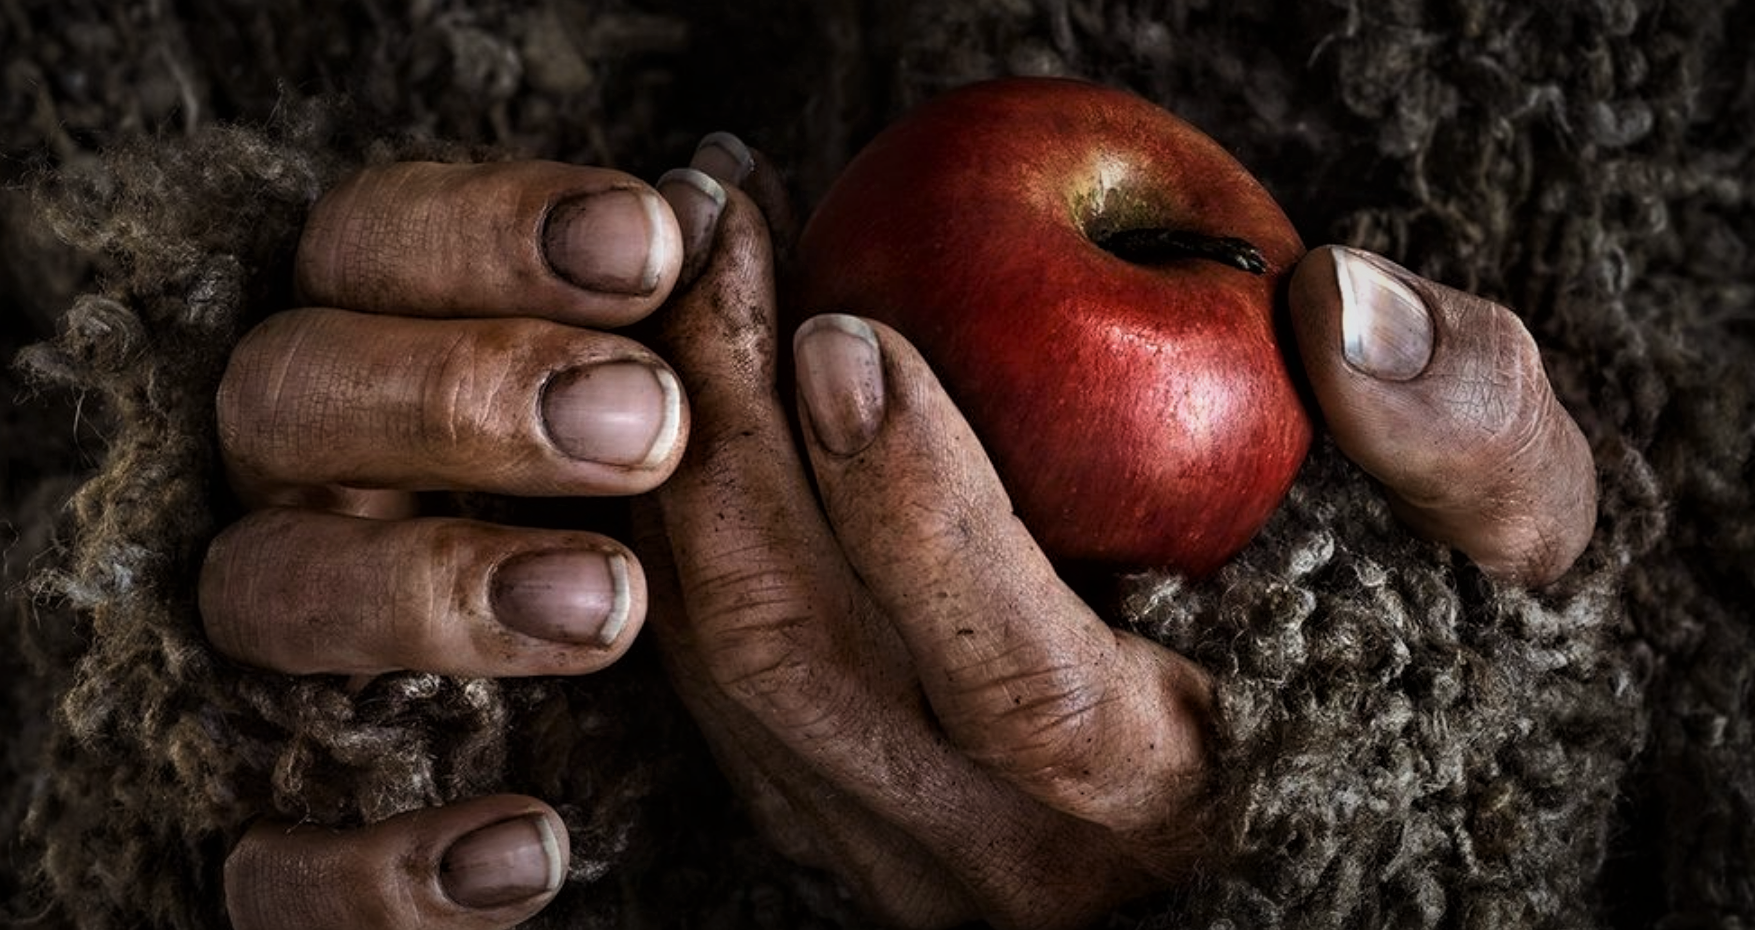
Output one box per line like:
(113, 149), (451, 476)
(794, 314), (885, 456)
(441, 814), (563, 910)
(492, 550), (633, 646)
(1334, 246), (1435, 382)
(544, 187), (671, 296)
(542, 361), (682, 468)
(657, 168), (727, 285)
(691, 131), (754, 187)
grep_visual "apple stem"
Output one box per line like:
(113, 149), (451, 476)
(1096, 228), (1268, 274)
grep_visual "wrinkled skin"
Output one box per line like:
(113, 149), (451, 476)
(204, 138), (1596, 929)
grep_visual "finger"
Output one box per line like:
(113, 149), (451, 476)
(200, 509), (644, 676)
(1290, 246), (1598, 586)
(218, 308), (686, 497)
(643, 177), (877, 726)
(635, 191), (967, 914)
(225, 796), (566, 930)
(637, 186), (998, 858)
(688, 132), (801, 255)
(791, 314), (1214, 835)
(296, 161), (683, 328)
(655, 167), (727, 290)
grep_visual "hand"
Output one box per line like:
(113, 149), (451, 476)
(643, 150), (1597, 927)
(199, 149), (735, 929)
(202, 130), (1598, 928)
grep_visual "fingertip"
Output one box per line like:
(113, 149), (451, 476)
(797, 313), (1059, 619)
(440, 810), (568, 911)
(793, 313), (886, 457)
(656, 167), (728, 289)
(1287, 242), (1345, 315)
(489, 546), (646, 653)
(1291, 245), (1436, 384)
(1290, 244), (1458, 471)
(799, 314), (1005, 512)
(541, 358), (687, 475)
(691, 131), (755, 187)
(685, 131), (800, 251)
(542, 182), (685, 324)
(1293, 243), (1599, 587)
(652, 178), (779, 403)
(795, 320), (1216, 828)
(221, 307), (686, 497)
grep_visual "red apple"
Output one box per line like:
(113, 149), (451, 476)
(793, 76), (1312, 576)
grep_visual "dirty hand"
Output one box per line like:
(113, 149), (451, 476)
(206, 127), (1596, 929)
(201, 142), (742, 929)
(643, 142), (1595, 928)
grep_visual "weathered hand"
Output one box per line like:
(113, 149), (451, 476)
(203, 125), (1600, 930)
(644, 167), (1215, 929)
(644, 145), (1600, 928)
(201, 148), (736, 929)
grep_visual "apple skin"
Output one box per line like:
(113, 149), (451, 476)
(793, 76), (1313, 576)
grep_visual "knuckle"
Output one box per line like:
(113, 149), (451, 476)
(224, 826), (388, 930)
(197, 521), (254, 656)
(708, 621), (831, 731)
(223, 310), (373, 480)
(1444, 300), (1549, 444)
(950, 656), (1112, 787)
(401, 516), (473, 584)
(1485, 347), (1559, 468)
(689, 550), (838, 725)
(304, 164), (435, 310)
(844, 496), (980, 587)
(708, 617), (811, 703)
(1435, 333), (1595, 585)
(1400, 325), (1558, 511)
(199, 510), (321, 665)
(383, 518), (467, 636)
(892, 471), (978, 531)
(218, 316), (301, 470)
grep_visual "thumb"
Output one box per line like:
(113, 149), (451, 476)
(1289, 245), (1597, 587)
